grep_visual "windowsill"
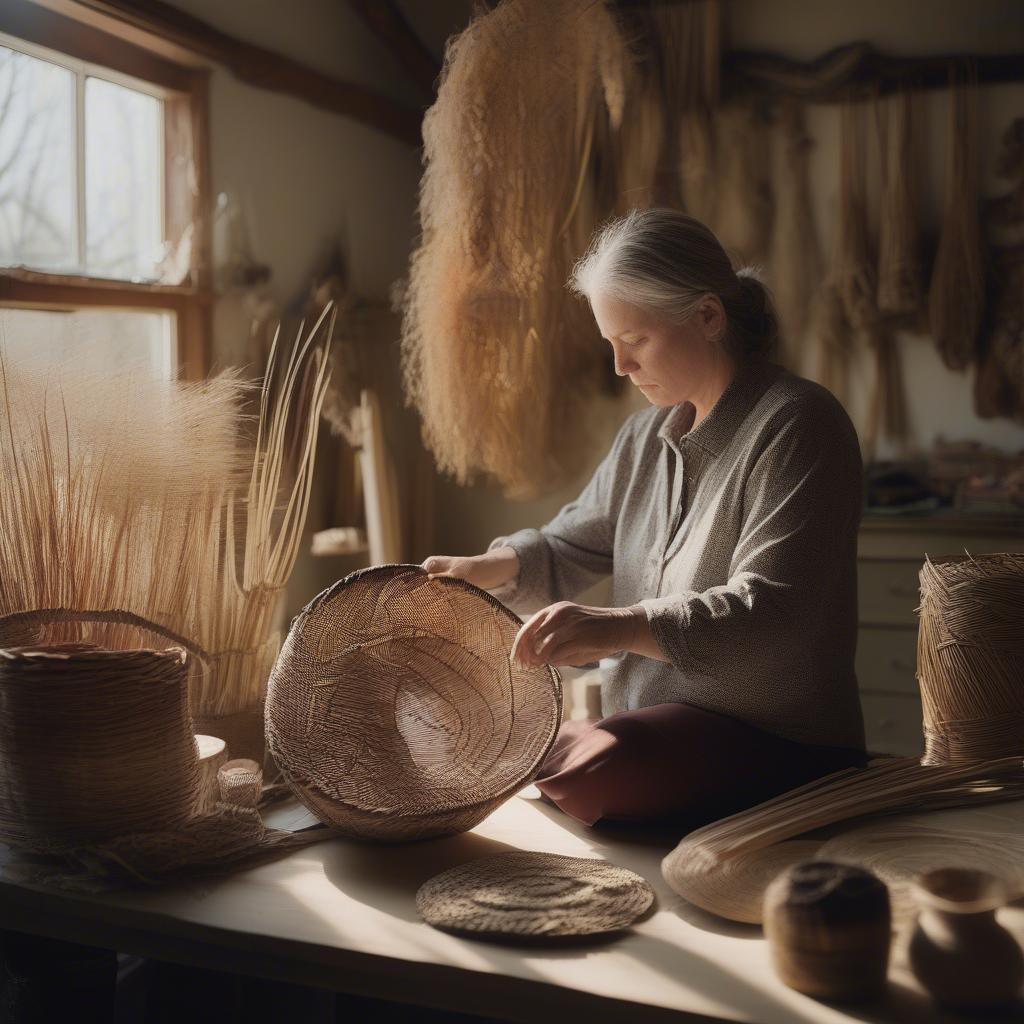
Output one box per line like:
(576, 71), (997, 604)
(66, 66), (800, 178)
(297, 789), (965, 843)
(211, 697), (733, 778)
(0, 266), (205, 298)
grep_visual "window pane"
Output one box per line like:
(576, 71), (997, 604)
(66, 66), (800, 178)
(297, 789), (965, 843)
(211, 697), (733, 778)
(0, 46), (75, 272)
(0, 307), (176, 379)
(85, 77), (163, 281)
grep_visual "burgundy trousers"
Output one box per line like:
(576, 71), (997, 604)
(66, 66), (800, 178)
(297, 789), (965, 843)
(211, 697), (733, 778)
(534, 702), (867, 828)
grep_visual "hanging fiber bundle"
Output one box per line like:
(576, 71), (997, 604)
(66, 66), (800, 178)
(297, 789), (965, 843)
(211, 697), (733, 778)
(402, 0), (630, 497)
(917, 553), (1024, 765)
(769, 100), (822, 370)
(875, 88), (925, 319)
(710, 102), (773, 265)
(928, 68), (986, 371)
(835, 100), (877, 330)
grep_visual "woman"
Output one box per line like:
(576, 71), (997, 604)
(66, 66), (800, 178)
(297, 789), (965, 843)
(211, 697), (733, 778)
(423, 208), (867, 828)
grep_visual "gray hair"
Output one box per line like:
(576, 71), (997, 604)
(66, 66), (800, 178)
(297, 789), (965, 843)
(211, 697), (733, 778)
(569, 207), (778, 359)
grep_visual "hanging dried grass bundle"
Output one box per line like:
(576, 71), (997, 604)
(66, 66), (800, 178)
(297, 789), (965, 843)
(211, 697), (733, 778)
(813, 281), (852, 406)
(710, 102), (773, 264)
(769, 101), (822, 369)
(835, 100), (877, 329)
(929, 68), (986, 371)
(975, 247), (1024, 419)
(875, 88), (925, 319)
(402, 0), (630, 497)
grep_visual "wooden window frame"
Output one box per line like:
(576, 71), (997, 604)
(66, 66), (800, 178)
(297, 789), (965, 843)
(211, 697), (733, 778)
(0, 0), (211, 379)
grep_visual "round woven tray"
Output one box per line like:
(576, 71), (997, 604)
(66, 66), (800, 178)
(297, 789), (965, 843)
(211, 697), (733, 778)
(266, 565), (562, 841)
(416, 851), (655, 940)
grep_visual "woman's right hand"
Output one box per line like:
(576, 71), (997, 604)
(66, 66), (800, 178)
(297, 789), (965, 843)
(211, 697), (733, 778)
(421, 547), (519, 591)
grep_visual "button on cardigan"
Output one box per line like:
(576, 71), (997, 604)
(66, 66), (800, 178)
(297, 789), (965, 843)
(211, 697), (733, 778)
(490, 357), (867, 751)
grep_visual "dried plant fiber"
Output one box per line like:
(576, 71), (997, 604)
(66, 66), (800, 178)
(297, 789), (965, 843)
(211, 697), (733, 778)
(0, 312), (332, 739)
(265, 565), (562, 842)
(416, 852), (654, 940)
(975, 247), (1024, 420)
(875, 88), (925, 319)
(710, 102), (773, 265)
(662, 756), (1024, 923)
(218, 758), (263, 809)
(929, 70), (986, 371)
(769, 101), (822, 370)
(917, 554), (1024, 765)
(402, 0), (630, 497)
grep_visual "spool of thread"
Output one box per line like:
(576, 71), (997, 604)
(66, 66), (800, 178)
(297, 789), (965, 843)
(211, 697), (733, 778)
(218, 758), (262, 808)
(195, 735), (228, 814)
(763, 861), (891, 1002)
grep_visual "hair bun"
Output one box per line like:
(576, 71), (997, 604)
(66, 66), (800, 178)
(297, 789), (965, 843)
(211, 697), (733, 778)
(733, 267), (778, 358)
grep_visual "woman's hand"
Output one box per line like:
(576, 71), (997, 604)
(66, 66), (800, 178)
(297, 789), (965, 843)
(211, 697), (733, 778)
(511, 602), (652, 668)
(421, 547), (519, 591)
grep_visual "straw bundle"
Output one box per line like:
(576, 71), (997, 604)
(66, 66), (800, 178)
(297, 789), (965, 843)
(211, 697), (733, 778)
(662, 756), (1024, 923)
(836, 101), (876, 331)
(917, 554), (1024, 765)
(0, 313), (332, 743)
(769, 101), (822, 370)
(401, 0), (630, 497)
(975, 248), (1024, 420)
(875, 88), (925, 319)
(928, 70), (986, 371)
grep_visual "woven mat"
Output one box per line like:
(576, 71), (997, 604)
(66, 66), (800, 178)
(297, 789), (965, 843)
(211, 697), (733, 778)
(416, 852), (655, 940)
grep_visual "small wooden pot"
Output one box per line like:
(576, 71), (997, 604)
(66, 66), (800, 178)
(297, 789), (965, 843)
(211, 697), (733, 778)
(908, 867), (1024, 1009)
(763, 861), (891, 1002)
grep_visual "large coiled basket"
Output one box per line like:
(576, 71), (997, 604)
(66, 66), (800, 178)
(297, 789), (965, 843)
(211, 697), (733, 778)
(265, 565), (562, 841)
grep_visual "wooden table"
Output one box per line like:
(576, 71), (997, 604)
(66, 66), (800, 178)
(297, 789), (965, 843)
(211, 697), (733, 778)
(2, 792), (1023, 1023)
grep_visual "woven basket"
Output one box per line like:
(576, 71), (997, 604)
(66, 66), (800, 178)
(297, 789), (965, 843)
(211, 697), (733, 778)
(265, 565), (562, 841)
(0, 644), (199, 850)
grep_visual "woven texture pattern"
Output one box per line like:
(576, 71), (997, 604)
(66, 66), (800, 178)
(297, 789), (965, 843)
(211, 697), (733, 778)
(0, 644), (198, 850)
(416, 852), (654, 939)
(918, 553), (1024, 764)
(266, 565), (561, 841)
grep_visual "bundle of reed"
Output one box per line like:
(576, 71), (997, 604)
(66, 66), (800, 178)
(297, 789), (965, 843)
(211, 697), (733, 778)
(975, 246), (1024, 420)
(769, 100), (822, 370)
(875, 88), (925, 319)
(401, 0), (630, 497)
(928, 68), (986, 371)
(662, 756), (1024, 922)
(710, 101), (773, 265)
(813, 281), (853, 407)
(917, 554), (1024, 765)
(0, 348), (246, 657)
(0, 313), (332, 742)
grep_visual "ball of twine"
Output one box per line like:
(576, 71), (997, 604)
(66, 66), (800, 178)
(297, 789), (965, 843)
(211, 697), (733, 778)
(0, 644), (199, 850)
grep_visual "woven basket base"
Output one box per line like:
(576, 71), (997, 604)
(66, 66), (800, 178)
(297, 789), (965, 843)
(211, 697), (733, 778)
(416, 851), (655, 942)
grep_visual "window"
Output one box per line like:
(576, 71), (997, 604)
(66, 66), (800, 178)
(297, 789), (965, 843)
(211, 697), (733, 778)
(0, 0), (211, 378)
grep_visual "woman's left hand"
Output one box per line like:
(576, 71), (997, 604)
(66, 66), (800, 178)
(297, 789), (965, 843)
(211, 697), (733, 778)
(511, 602), (646, 668)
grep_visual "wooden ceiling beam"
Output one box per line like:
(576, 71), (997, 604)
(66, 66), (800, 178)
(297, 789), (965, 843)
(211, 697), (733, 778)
(69, 0), (422, 145)
(345, 0), (440, 98)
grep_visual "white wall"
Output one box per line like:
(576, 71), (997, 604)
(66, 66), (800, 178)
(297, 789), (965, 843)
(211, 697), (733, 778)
(434, 0), (1024, 565)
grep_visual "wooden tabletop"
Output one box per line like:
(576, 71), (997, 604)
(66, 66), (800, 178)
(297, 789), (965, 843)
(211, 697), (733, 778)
(2, 793), (1023, 1024)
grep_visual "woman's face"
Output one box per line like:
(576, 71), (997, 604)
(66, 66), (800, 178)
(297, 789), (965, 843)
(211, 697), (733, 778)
(589, 291), (725, 408)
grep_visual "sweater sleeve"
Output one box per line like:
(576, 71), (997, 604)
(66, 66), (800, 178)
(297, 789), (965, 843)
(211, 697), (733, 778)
(639, 399), (862, 679)
(487, 415), (641, 612)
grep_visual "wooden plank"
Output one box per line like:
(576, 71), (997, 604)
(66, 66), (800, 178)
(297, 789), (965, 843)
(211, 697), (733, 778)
(345, 0), (440, 98)
(69, 0), (423, 144)
(0, 0), (193, 90)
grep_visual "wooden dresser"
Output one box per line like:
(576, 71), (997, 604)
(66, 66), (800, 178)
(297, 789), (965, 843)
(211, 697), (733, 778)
(857, 514), (1024, 757)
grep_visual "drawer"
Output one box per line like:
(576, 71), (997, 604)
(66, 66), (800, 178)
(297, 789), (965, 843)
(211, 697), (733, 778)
(856, 627), (919, 695)
(860, 692), (924, 758)
(858, 560), (922, 625)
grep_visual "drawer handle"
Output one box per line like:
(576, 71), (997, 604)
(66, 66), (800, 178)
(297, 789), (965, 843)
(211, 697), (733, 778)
(887, 658), (916, 674)
(885, 582), (919, 599)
